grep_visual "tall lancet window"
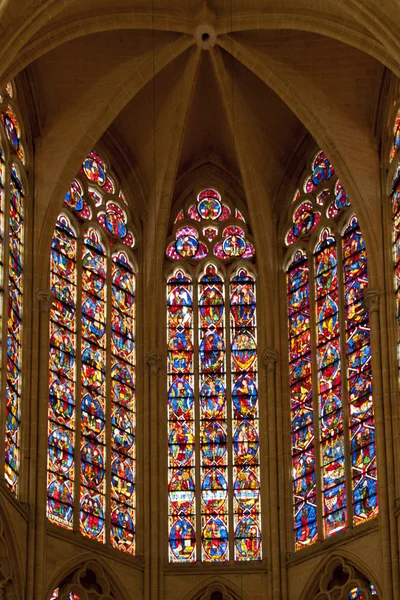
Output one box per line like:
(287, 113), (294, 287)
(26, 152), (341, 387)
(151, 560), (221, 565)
(166, 189), (261, 563)
(0, 81), (28, 495)
(285, 151), (378, 551)
(390, 111), (400, 384)
(47, 151), (137, 554)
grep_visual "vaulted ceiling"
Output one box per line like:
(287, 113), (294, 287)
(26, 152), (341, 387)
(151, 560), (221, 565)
(0, 0), (397, 266)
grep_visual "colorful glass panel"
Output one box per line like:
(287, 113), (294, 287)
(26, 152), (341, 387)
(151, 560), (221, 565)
(199, 264), (228, 562)
(47, 215), (77, 528)
(167, 269), (196, 562)
(285, 202), (321, 246)
(64, 179), (91, 220)
(230, 268), (261, 561)
(110, 251), (136, 554)
(315, 229), (346, 537)
(287, 250), (317, 549)
(342, 217), (377, 524)
(98, 201), (134, 247)
(4, 164), (24, 493)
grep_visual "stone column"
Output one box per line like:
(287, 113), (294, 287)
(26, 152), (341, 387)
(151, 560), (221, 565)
(263, 347), (281, 600)
(146, 350), (162, 600)
(365, 288), (395, 598)
(32, 289), (53, 600)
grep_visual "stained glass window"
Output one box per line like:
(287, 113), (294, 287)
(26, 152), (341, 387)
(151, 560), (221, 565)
(285, 151), (378, 550)
(166, 188), (261, 563)
(47, 151), (136, 554)
(0, 81), (28, 496)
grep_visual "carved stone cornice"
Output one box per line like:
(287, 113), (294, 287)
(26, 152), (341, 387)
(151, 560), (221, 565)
(364, 288), (381, 314)
(36, 289), (54, 313)
(263, 347), (278, 372)
(147, 350), (162, 375)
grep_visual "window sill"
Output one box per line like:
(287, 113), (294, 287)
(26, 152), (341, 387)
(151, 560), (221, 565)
(164, 559), (267, 575)
(46, 522), (144, 570)
(0, 481), (29, 521)
(286, 519), (379, 566)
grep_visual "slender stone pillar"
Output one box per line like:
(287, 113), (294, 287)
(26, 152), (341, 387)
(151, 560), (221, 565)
(263, 347), (281, 600)
(365, 288), (394, 598)
(146, 350), (162, 600)
(30, 289), (53, 600)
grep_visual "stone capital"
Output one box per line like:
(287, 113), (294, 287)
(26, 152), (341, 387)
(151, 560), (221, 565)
(263, 347), (278, 372)
(147, 350), (162, 375)
(364, 289), (381, 314)
(36, 289), (54, 313)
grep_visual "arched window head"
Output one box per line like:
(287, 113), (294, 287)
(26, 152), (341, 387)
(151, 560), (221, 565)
(303, 556), (379, 599)
(166, 188), (261, 563)
(0, 80), (28, 496)
(285, 151), (378, 551)
(47, 151), (137, 555)
(49, 561), (117, 600)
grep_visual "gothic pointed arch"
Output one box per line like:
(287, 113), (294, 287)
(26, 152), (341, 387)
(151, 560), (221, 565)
(284, 150), (378, 550)
(47, 150), (137, 554)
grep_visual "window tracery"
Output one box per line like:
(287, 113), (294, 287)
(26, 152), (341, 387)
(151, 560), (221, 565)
(285, 151), (378, 550)
(0, 80), (27, 496)
(166, 188), (261, 563)
(47, 151), (136, 554)
(307, 557), (378, 599)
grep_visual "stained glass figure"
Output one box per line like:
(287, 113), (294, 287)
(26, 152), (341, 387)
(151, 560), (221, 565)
(314, 228), (346, 537)
(0, 81), (28, 497)
(198, 189), (222, 220)
(64, 179), (91, 220)
(98, 201), (135, 247)
(287, 250), (317, 549)
(285, 202), (321, 246)
(391, 109), (400, 161)
(48, 150), (136, 553)
(167, 269), (196, 562)
(199, 264), (228, 562)
(110, 251), (136, 554)
(82, 151), (114, 192)
(304, 152), (334, 193)
(343, 216), (377, 524)
(166, 189), (260, 563)
(47, 215), (76, 528)
(230, 268), (261, 561)
(4, 163), (25, 494)
(286, 150), (377, 551)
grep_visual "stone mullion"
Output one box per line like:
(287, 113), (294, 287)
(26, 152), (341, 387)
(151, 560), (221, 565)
(73, 232), (84, 533)
(225, 275), (233, 562)
(336, 233), (353, 528)
(308, 250), (323, 540)
(105, 251), (112, 545)
(193, 278), (201, 561)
